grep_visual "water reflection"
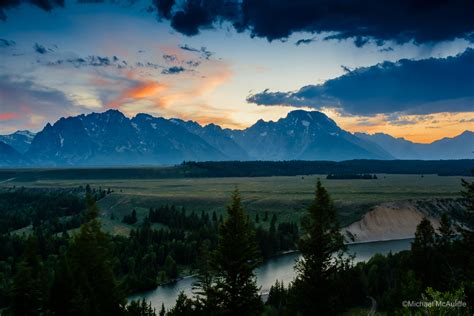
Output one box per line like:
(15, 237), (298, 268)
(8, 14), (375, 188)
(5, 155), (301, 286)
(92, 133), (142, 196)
(130, 238), (413, 310)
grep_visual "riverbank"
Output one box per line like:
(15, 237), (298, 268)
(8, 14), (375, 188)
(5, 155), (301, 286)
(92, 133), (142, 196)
(343, 200), (442, 243)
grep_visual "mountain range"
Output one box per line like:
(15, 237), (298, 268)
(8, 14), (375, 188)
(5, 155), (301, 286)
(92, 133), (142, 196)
(355, 131), (474, 160)
(0, 110), (472, 166)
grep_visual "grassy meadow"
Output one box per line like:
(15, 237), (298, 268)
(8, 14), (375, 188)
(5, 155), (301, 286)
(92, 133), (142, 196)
(1, 173), (468, 236)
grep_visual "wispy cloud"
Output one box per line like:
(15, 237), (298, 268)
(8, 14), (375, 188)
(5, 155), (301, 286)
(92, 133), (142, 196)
(179, 44), (213, 59)
(34, 43), (55, 54)
(162, 66), (186, 75)
(0, 38), (15, 48)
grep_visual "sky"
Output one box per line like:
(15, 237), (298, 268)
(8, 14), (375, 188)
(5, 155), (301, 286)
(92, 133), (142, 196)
(0, 0), (473, 143)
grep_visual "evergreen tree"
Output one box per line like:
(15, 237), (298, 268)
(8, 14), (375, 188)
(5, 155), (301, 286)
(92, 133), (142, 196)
(159, 303), (166, 316)
(126, 299), (156, 316)
(266, 280), (288, 313)
(437, 212), (455, 245)
(49, 252), (75, 315)
(51, 193), (125, 315)
(411, 218), (436, 286)
(412, 218), (435, 252)
(290, 180), (347, 315)
(207, 189), (263, 315)
(164, 255), (178, 280)
(167, 292), (195, 316)
(192, 242), (218, 312)
(10, 237), (48, 316)
(263, 211), (269, 222)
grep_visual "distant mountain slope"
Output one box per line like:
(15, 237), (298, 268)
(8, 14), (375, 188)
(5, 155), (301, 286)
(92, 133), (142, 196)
(170, 119), (249, 160)
(0, 141), (22, 166)
(356, 131), (474, 159)
(0, 130), (35, 154)
(226, 110), (392, 161)
(27, 110), (226, 166)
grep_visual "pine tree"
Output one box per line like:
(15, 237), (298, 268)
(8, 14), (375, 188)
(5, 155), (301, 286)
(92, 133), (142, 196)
(10, 237), (48, 316)
(164, 255), (178, 280)
(49, 252), (75, 315)
(51, 193), (125, 315)
(159, 303), (166, 316)
(192, 242), (219, 312)
(411, 218), (436, 286)
(131, 209), (137, 223)
(209, 188), (263, 315)
(266, 280), (288, 312)
(126, 299), (156, 316)
(269, 214), (277, 239)
(437, 212), (454, 245)
(167, 292), (195, 316)
(290, 179), (347, 315)
(412, 218), (435, 253)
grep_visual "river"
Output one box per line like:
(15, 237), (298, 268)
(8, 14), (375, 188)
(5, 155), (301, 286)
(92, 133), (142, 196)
(129, 238), (413, 310)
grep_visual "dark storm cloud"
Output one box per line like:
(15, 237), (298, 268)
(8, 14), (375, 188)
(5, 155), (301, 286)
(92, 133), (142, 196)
(152, 0), (474, 45)
(247, 48), (474, 116)
(3, 1), (473, 45)
(161, 66), (185, 74)
(0, 0), (64, 21)
(154, 0), (174, 19)
(165, 0), (240, 37)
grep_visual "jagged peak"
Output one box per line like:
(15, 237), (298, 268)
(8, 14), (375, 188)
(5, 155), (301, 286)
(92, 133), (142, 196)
(134, 113), (154, 120)
(14, 130), (35, 136)
(204, 123), (222, 130)
(459, 130), (473, 136)
(285, 109), (328, 120)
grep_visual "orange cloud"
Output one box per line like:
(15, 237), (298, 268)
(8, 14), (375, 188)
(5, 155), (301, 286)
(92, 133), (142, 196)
(107, 79), (168, 109)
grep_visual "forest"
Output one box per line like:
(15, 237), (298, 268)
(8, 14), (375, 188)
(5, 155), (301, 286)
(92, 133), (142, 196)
(0, 159), (473, 182)
(0, 174), (473, 315)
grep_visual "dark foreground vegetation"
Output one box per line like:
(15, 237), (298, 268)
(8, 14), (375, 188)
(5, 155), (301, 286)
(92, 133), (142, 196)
(0, 159), (472, 182)
(0, 174), (473, 315)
